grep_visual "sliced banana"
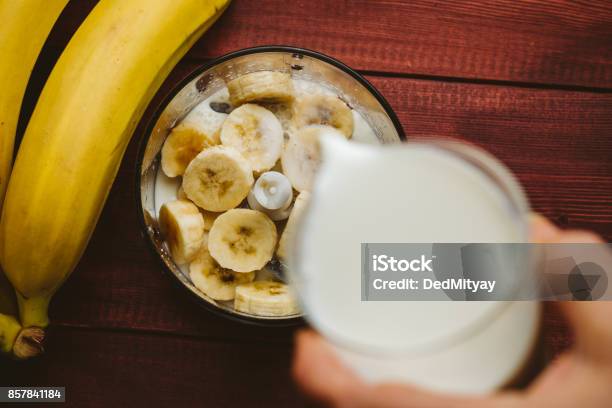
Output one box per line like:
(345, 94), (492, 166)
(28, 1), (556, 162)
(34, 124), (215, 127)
(220, 104), (283, 172)
(208, 209), (277, 272)
(234, 281), (300, 317)
(277, 191), (310, 261)
(281, 125), (345, 191)
(177, 186), (222, 229)
(161, 100), (227, 177)
(177, 185), (187, 200)
(227, 71), (294, 106)
(183, 146), (254, 212)
(159, 199), (205, 265)
(293, 94), (353, 138)
(189, 249), (255, 301)
(201, 209), (221, 231)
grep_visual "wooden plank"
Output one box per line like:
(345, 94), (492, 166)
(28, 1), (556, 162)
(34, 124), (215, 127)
(0, 325), (571, 407)
(367, 76), (612, 232)
(40, 60), (609, 342)
(0, 327), (315, 408)
(48, 0), (612, 88)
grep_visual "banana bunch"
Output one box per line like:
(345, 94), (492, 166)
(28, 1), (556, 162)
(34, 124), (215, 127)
(0, 0), (230, 355)
(0, 0), (69, 359)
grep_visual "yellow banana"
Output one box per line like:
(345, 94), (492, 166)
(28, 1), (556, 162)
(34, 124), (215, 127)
(0, 0), (69, 214)
(0, 0), (230, 330)
(0, 272), (43, 359)
(0, 270), (19, 353)
(0, 0), (67, 359)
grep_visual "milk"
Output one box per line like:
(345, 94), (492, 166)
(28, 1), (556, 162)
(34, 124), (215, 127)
(291, 138), (539, 393)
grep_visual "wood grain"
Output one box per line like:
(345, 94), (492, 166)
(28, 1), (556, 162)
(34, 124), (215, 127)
(0, 327), (315, 408)
(48, 0), (612, 88)
(368, 76), (612, 232)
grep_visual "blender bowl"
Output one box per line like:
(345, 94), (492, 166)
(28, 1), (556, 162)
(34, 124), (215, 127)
(136, 46), (406, 325)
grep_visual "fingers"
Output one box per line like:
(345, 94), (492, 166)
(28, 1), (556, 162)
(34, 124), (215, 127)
(558, 301), (612, 363)
(293, 215), (611, 407)
(293, 330), (524, 408)
(350, 383), (523, 408)
(292, 329), (365, 406)
(529, 213), (603, 244)
(528, 214), (612, 362)
(529, 213), (561, 243)
(526, 351), (612, 406)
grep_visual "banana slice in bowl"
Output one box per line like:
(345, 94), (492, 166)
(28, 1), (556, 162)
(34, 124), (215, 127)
(220, 104), (284, 172)
(177, 186), (222, 229)
(161, 100), (227, 177)
(208, 208), (277, 273)
(158, 199), (206, 265)
(235, 281), (299, 317)
(277, 191), (310, 261)
(227, 71), (294, 106)
(293, 94), (354, 138)
(281, 125), (345, 192)
(183, 146), (254, 212)
(189, 249), (255, 301)
(200, 209), (222, 231)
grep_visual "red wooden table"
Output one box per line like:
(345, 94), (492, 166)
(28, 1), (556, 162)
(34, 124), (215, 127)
(2, 1), (611, 406)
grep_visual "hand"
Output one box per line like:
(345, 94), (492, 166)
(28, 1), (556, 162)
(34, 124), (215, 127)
(292, 214), (612, 407)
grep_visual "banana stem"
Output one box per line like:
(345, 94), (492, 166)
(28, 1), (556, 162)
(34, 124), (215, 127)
(12, 327), (45, 359)
(0, 313), (22, 353)
(16, 292), (50, 328)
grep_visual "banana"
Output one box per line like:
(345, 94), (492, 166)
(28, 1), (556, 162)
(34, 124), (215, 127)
(0, 0), (69, 214)
(277, 191), (310, 261)
(220, 104), (284, 172)
(177, 185), (188, 200)
(234, 281), (299, 317)
(293, 94), (354, 138)
(208, 209), (277, 272)
(0, 0), (65, 351)
(159, 199), (205, 265)
(260, 102), (294, 135)
(177, 185), (222, 229)
(281, 125), (345, 191)
(183, 146), (254, 212)
(0, 0), (230, 329)
(0, 270), (20, 354)
(0, 271), (44, 359)
(161, 99), (227, 177)
(227, 71), (294, 106)
(189, 249), (255, 301)
(201, 210), (222, 231)
(0, 271), (17, 319)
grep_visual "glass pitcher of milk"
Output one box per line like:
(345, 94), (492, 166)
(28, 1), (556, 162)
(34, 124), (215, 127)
(288, 137), (541, 394)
